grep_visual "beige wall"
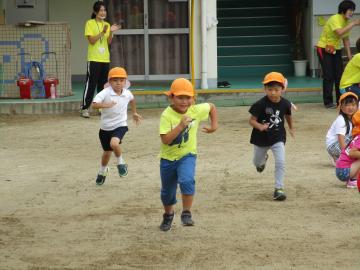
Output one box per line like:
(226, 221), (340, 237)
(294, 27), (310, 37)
(49, 0), (93, 76)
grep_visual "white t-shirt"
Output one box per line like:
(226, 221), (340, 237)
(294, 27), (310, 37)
(325, 114), (352, 147)
(93, 86), (134, 131)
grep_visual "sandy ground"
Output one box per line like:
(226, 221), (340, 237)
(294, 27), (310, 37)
(1, 103), (360, 270)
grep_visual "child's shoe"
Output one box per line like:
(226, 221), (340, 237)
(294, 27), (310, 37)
(181, 210), (194, 226)
(81, 109), (90, 118)
(160, 212), (174, 231)
(96, 167), (109, 186)
(273, 188), (287, 201)
(117, 164), (128, 177)
(346, 179), (357, 189)
(256, 154), (268, 173)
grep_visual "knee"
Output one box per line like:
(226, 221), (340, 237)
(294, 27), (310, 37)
(110, 139), (120, 150)
(161, 188), (177, 206)
(179, 179), (195, 195)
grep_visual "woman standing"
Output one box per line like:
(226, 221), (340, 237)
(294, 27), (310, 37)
(316, 0), (360, 109)
(81, 1), (120, 118)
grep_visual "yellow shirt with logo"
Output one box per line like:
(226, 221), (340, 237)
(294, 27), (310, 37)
(85, 19), (111, 62)
(317, 14), (350, 50)
(159, 103), (210, 161)
(340, 53), (360, 88)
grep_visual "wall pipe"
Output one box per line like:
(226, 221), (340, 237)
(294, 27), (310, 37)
(201, 0), (208, 89)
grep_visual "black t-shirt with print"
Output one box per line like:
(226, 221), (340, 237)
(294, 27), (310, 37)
(249, 96), (292, 147)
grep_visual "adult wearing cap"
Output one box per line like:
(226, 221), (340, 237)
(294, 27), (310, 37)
(81, 1), (121, 118)
(316, 0), (360, 109)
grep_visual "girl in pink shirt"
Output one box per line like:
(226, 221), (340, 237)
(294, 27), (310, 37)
(336, 110), (360, 190)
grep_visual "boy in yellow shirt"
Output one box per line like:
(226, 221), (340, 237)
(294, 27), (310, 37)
(159, 78), (218, 231)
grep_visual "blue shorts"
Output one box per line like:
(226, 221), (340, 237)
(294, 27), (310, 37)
(99, 126), (128, 151)
(160, 153), (196, 206)
(335, 167), (350, 182)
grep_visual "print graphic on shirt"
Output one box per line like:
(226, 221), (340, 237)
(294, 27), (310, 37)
(169, 120), (195, 148)
(263, 107), (282, 130)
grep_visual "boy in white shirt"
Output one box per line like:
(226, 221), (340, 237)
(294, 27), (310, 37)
(92, 67), (142, 185)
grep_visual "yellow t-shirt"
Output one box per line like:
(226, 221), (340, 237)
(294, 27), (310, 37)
(340, 53), (360, 88)
(317, 14), (350, 50)
(159, 103), (210, 161)
(85, 19), (111, 62)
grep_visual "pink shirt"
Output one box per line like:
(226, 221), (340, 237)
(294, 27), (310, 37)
(336, 135), (360, 168)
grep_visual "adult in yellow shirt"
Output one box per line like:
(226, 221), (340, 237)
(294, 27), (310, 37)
(340, 38), (360, 98)
(81, 1), (120, 118)
(316, 0), (360, 109)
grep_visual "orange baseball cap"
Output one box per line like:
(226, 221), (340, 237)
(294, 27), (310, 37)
(108, 67), (127, 80)
(262, 72), (286, 87)
(352, 110), (360, 136)
(164, 78), (194, 97)
(338, 92), (358, 108)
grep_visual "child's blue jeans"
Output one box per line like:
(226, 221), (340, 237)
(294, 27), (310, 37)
(160, 153), (196, 206)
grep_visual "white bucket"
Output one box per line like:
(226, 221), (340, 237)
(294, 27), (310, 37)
(293, 60), (307, 77)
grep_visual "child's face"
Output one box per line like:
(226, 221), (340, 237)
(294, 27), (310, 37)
(109, 77), (126, 93)
(264, 84), (283, 103)
(341, 101), (358, 117)
(170, 95), (194, 114)
(344, 9), (354, 20)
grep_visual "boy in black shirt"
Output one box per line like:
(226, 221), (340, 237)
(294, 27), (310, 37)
(249, 72), (294, 201)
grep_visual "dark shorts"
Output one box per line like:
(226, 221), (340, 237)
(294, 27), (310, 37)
(99, 126), (128, 151)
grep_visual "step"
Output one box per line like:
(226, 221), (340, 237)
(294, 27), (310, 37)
(218, 65), (293, 77)
(217, 7), (286, 17)
(217, 0), (289, 9)
(218, 25), (289, 36)
(218, 54), (292, 66)
(218, 44), (291, 56)
(218, 16), (288, 27)
(217, 35), (291, 46)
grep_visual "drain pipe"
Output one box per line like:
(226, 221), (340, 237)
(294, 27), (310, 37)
(201, 0), (208, 89)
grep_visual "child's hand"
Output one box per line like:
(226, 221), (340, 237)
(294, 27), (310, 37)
(288, 128), (295, 138)
(132, 112), (142, 125)
(259, 123), (269, 131)
(179, 115), (193, 129)
(201, 126), (217, 133)
(110, 24), (121, 32)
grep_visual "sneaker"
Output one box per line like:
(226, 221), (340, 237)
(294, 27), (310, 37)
(346, 179), (357, 189)
(159, 212), (174, 231)
(273, 188), (287, 201)
(181, 210), (195, 226)
(117, 164), (128, 177)
(256, 154), (269, 173)
(81, 109), (90, 118)
(96, 167), (109, 186)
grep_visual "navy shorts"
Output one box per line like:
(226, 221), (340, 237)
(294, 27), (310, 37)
(335, 167), (350, 182)
(99, 126), (128, 151)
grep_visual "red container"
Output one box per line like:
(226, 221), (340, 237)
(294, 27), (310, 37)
(17, 78), (33, 99)
(43, 77), (59, 98)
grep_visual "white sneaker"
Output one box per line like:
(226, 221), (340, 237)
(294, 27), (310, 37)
(81, 109), (90, 118)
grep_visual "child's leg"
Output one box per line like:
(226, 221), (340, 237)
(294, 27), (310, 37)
(271, 142), (285, 189)
(160, 159), (178, 214)
(110, 137), (122, 159)
(101, 151), (112, 167)
(253, 145), (269, 167)
(177, 154), (196, 211)
(349, 159), (360, 178)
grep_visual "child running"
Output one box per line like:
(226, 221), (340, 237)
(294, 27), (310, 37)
(326, 92), (358, 166)
(92, 67), (142, 185)
(336, 110), (360, 189)
(159, 78), (218, 231)
(249, 72), (294, 201)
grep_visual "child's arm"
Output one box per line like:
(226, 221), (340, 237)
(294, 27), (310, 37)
(160, 115), (192, 145)
(249, 115), (269, 131)
(338, 134), (347, 149)
(201, 103), (218, 133)
(348, 148), (360, 159)
(129, 99), (142, 125)
(285, 114), (295, 138)
(92, 100), (116, 109)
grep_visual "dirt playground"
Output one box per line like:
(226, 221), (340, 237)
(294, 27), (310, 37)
(1, 103), (360, 269)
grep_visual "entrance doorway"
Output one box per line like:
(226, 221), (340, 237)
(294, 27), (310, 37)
(105, 0), (190, 80)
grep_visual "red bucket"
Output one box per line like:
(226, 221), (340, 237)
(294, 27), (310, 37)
(43, 77), (59, 98)
(17, 78), (33, 99)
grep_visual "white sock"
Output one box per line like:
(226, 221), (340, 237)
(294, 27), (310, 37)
(117, 155), (125, 165)
(99, 166), (107, 174)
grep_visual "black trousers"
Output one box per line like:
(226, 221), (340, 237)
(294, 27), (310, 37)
(316, 47), (343, 106)
(81, 61), (110, 110)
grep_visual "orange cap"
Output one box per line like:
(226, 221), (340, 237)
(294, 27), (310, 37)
(164, 78), (194, 97)
(338, 92), (358, 109)
(352, 110), (360, 136)
(262, 72), (286, 87)
(108, 67), (127, 80)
